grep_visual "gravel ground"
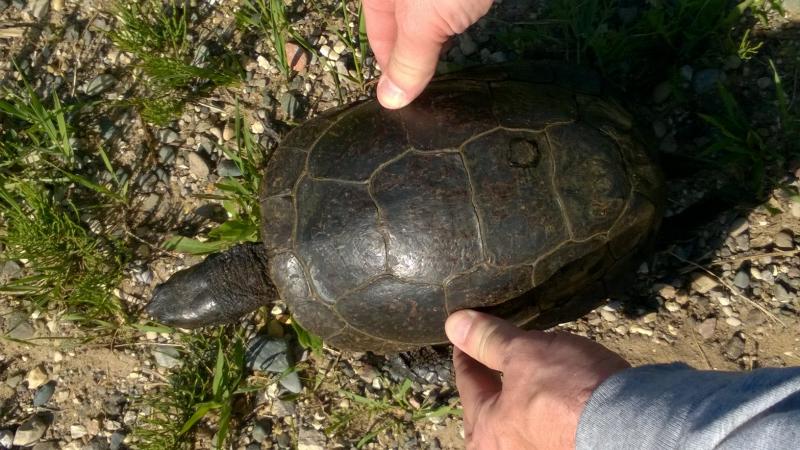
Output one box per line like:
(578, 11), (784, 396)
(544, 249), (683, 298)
(1, 0), (799, 449)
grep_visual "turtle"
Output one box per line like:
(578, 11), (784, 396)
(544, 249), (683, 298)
(146, 62), (664, 353)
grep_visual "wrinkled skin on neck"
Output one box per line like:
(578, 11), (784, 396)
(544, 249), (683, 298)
(146, 243), (276, 328)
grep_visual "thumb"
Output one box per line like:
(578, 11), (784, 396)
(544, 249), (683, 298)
(376, 26), (444, 109)
(445, 310), (525, 372)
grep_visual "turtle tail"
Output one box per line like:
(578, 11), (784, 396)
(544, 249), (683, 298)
(146, 242), (276, 328)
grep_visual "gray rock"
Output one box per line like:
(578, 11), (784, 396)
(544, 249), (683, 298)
(728, 217), (749, 237)
(26, 0), (48, 19)
(697, 318), (716, 340)
(723, 334), (745, 360)
(152, 345), (182, 369)
(693, 69), (724, 94)
(734, 234), (750, 251)
(1, 260), (22, 283)
(757, 77), (772, 89)
(31, 442), (59, 450)
(652, 82), (671, 103)
(733, 270), (750, 289)
(297, 428), (326, 450)
(246, 336), (292, 373)
(217, 159), (242, 178)
(279, 371), (302, 394)
(774, 284), (793, 303)
(251, 419), (272, 443)
(186, 152), (210, 179)
(679, 65), (694, 81)
(32, 381), (56, 407)
(723, 55), (741, 71)
(458, 33), (478, 56)
(0, 430), (13, 449)
(773, 231), (794, 249)
(12, 415), (48, 447)
(109, 432), (125, 450)
(102, 394), (126, 418)
(158, 146), (176, 165)
(82, 436), (109, 450)
(280, 92), (301, 120)
(84, 74), (117, 96)
(0, 1), (9, 13)
(158, 129), (180, 144)
(5, 311), (35, 340)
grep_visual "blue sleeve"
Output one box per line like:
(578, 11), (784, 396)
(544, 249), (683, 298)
(575, 363), (800, 449)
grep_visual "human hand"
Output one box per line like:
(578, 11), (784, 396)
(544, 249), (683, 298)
(363, 0), (493, 109)
(445, 310), (631, 450)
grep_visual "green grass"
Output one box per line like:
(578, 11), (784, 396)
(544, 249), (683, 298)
(328, 379), (461, 448)
(165, 109), (263, 255)
(0, 78), (130, 327)
(131, 327), (251, 450)
(109, 0), (240, 125)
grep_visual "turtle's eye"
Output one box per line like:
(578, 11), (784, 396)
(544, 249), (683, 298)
(507, 138), (541, 168)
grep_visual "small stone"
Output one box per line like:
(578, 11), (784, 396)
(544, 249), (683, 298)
(599, 310), (617, 322)
(297, 428), (326, 450)
(653, 82), (671, 103)
(773, 230), (794, 249)
(285, 42), (309, 72)
(332, 40), (347, 55)
(5, 312), (35, 340)
(26, 365), (48, 390)
(152, 345), (182, 369)
(757, 77), (772, 89)
(655, 284), (676, 299)
(728, 217), (749, 237)
(629, 325), (653, 336)
(51, 0), (63, 11)
(280, 92), (301, 120)
(70, 424), (88, 439)
(665, 301), (681, 312)
(0, 430), (13, 449)
(726, 317), (742, 327)
(279, 372), (302, 394)
(652, 120), (667, 138)
(186, 152), (210, 178)
(680, 65), (694, 80)
(693, 69), (724, 94)
(735, 234), (750, 251)
(27, 0), (49, 19)
(33, 381), (56, 407)
(32, 442), (59, 450)
(250, 121), (265, 135)
(691, 272), (719, 294)
(319, 45), (334, 59)
(13, 415), (48, 447)
(109, 432), (125, 450)
(246, 336), (292, 373)
(723, 55), (741, 70)
(774, 284), (793, 303)
(790, 203), (800, 218)
(208, 126), (223, 142)
(733, 270), (750, 289)
(697, 318), (717, 339)
(84, 74), (117, 96)
(158, 129), (180, 144)
(217, 159), (242, 177)
(252, 419), (272, 443)
(157, 146), (176, 164)
(257, 55), (271, 71)
(458, 33), (478, 56)
(1, 260), (22, 283)
(642, 312), (658, 324)
(724, 334), (745, 360)
(222, 122), (236, 141)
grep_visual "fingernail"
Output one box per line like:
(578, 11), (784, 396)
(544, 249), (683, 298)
(378, 76), (408, 109)
(445, 310), (476, 346)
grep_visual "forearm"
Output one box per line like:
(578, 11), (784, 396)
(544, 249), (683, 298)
(576, 363), (800, 449)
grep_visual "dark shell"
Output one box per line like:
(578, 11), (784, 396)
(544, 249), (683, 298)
(261, 63), (663, 352)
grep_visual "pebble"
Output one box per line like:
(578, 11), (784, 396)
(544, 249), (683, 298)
(158, 129), (180, 144)
(157, 146), (176, 165)
(680, 65), (694, 80)
(51, 0), (63, 12)
(332, 40), (347, 55)
(664, 301), (681, 312)
(152, 345), (182, 369)
(0, 430), (12, 449)
(693, 69), (724, 94)
(652, 82), (671, 103)
(217, 159), (242, 177)
(642, 312), (658, 324)
(285, 42), (309, 72)
(84, 74), (117, 96)
(69, 424), (88, 439)
(599, 310), (618, 322)
(279, 371), (302, 394)
(27, 0), (49, 19)
(257, 55), (271, 71)
(733, 270), (750, 289)
(109, 432), (125, 450)
(6, 312), (35, 340)
(33, 381), (56, 407)
(26, 365), (49, 390)
(246, 335), (292, 373)
(252, 419), (272, 443)
(723, 55), (742, 70)
(773, 230), (794, 249)
(280, 92), (301, 120)
(697, 318), (717, 339)
(757, 77), (772, 89)
(652, 120), (667, 138)
(1, 260), (22, 283)
(186, 152), (210, 178)
(656, 284), (677, 299)
(774, 284), (792, 302)
(726, 317), (742, 327)
(728, 217), (749, 237)
(691, 272), (719, 294)
(12, 415), (48, 447)
(458, 33), (478, 56)
(32, 442), (59, 450)
(297, 428), (326, 450)
(250, 121), (265, 135)
(630, 325), (653, 336)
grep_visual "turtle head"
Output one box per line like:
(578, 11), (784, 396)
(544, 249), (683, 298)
(146, 242), (276, 328)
